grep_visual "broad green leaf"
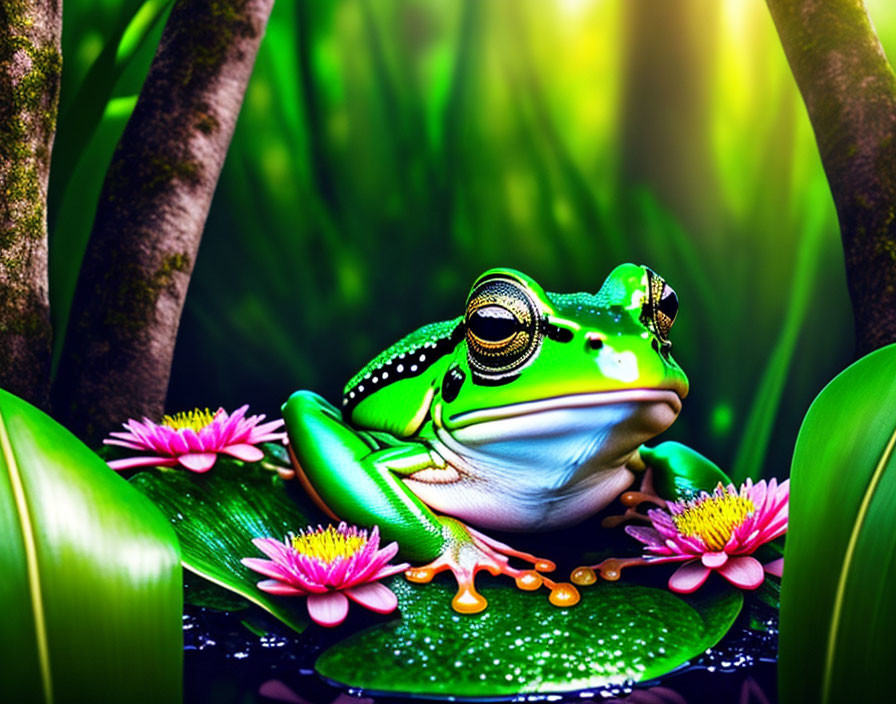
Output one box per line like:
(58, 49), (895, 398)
(51, 0), (172, 215)
(316, 578), (742, 697)
(0, 388), (182, 704)
(49, 95), (137, 376)
(129, 460), (315, 633)
(49, 1), (172, 374)
(779, 343), (896, 704)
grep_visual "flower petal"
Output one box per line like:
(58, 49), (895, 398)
(307, 592), (350, 627)
(701, 552), (728, 569)
(168, 432), (190, 455)
(248, 418), (286, 440)
(763, 557), (784, 577)
(107, 430), (141, 442)
(219, 405), (249, 441)
(348, 541), (400, 586)
(626, 526), (667, 547)
(177, 452), (218, 472)
(182, 428), (204, 452)
(717, 555), (765, 589)
(345, 582), (398, 614)
(241, 557), (293, 582)
(256, 579), (305, 596)
(107, 456), (178, 470)
(668, 561), (711, 594)
(251, 537), (293, 562)
(103, 439), (149, 451)
(221, 443), (265, 463)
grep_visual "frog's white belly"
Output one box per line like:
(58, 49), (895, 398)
(403, 459), (635, 531)
(404, 392), (679, 531)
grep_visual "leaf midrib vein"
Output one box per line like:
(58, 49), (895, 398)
(0, 411), (53, 704)
(822, 419), (896, 704)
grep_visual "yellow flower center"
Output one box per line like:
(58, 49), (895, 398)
(161, 408), (217, 431)
(672, 488), (755, 552)
(291, 526), (367, 563)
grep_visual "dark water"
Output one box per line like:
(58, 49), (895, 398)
(183, 599), (778, 704)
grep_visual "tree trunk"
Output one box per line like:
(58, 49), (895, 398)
(54, 0), (275, 443)
(0, 0), (61, 408)
(767, 0), (896, 356)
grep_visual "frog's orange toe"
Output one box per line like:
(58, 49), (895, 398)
(452, 583), (489, 614)
(405, 566), (436, 583)
(548, 582), (580, 608)
(515, 570), (543, 590)
(570, 566), (597, 586)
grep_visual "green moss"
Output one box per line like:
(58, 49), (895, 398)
(168, 0), (258, 89)
(195, 111), (220, 135)
(0, 279), (51, 396)
(105, 152), (201, 207)
(0, 296), (47, 336)
(0, 4), (62, 254)
(143, 155), (200, 192)
(102, 251), (192, 333)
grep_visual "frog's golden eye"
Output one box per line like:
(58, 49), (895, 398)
(642, 268), (678, 342)
(465, 276), (542, 379)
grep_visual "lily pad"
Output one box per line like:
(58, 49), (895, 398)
(316, 577), (742, 697)
(130, 459), (318, 633)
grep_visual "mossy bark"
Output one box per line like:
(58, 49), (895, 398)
(767, 0), (896, 357)
(54, 0), (275, 442)
(0, 0), (61, 408)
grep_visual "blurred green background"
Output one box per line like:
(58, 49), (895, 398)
(48, 0), (896, 481)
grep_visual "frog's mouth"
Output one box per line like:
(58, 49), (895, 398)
(442, 389), (682, 430)
(411, 389), (684, 531)
(436, 389), (682, 475)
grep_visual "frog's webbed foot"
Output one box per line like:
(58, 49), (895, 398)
(404, 517), (580, 614)
(601, 463), (667, 529)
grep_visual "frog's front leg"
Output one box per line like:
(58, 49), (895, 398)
(573, 441), (732, 585)
(640, 441), (731, 500)
(283, 390), (445, 562)
(283, 391), (577, 613)
(603, 441), (732, 528)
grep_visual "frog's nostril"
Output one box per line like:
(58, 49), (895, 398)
(586, 333), (605, 351)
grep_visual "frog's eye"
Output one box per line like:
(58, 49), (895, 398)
(468, 305), (520, 343)
(641, 268), (678, 342)
(465, 276), (542, 379)
(655, 284), (678, 338)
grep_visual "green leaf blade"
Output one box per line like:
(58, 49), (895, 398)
(0, 388), (182, 704)
(779, 343), (896, 704)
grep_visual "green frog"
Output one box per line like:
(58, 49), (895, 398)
(282, 265), (727, 612)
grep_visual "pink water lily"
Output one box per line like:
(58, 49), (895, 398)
(625, 478), (788, 593)
(242, 523), (409, 627)
(575, 478), (788, 593)
(104, 405), (286, 473)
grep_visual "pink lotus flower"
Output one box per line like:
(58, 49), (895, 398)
(611, 478), (788, 593)
(242, 523), (409, 627)
(104, 405), (286, 473)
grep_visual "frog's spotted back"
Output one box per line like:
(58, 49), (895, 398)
(342, 317), (463, 413)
